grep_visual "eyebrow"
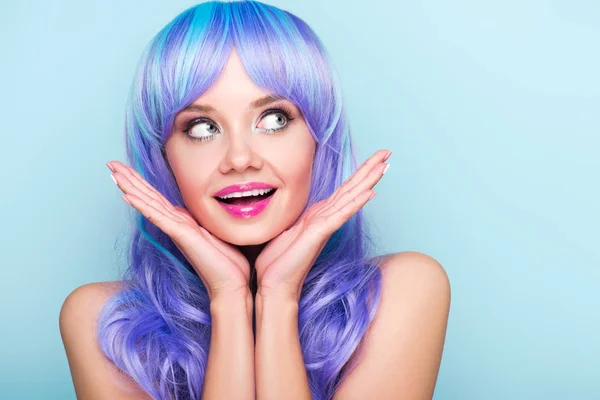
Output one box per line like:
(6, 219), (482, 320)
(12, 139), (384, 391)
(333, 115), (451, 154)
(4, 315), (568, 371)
(180, 94), (284, 114)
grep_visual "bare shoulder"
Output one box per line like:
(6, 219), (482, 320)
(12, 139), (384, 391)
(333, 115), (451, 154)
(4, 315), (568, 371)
(333, 252), (451, 399)
(367, 250), (451, 309)
(61, 281), (123, 314)
(378, 250), (450, 288)
(376, 250), (451, 335)
(59, 281), (152, 400)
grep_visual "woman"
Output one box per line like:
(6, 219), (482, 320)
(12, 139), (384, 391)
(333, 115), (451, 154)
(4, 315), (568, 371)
(59, 1), (451, 399)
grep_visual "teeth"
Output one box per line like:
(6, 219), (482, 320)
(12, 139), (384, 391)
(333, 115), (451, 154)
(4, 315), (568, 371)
(217, 188), (274, 200)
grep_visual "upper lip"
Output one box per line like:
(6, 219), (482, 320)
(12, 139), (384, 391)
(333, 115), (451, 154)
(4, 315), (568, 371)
(213, 182), (276, 197)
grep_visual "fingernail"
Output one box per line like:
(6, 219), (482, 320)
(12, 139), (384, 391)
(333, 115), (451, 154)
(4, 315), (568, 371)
(369, 191), (376, 200)
(122, 195), (131, 205)
(110, 174), (117, 185)
(382, 164), (390, 175)
(106, 162), (115, 172)
(384, 151), (392, 161)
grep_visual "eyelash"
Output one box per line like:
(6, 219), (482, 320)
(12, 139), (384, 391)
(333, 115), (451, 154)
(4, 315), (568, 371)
(182, 106), (296, 143)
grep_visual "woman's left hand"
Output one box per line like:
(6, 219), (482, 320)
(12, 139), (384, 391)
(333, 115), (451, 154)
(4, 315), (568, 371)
(254, 149), (392, 302)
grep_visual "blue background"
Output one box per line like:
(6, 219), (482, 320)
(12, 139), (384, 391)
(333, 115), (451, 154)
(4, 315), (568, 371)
(1, 1), (598, 399)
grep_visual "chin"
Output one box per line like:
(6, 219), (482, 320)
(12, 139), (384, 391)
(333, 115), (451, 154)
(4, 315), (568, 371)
(191, 192), (308, 246)
(198, 192), (304, 246)
(211, 226), (279, 246)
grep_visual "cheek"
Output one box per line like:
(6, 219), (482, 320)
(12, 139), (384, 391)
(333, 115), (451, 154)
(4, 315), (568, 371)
(285, 152), (314, 192)
(173, 165), (216, 227)
(268, 130), (315, 206)
(166, 147), (213, 207)
(268, 129), (314, 178)
(177, 170), (209, 197)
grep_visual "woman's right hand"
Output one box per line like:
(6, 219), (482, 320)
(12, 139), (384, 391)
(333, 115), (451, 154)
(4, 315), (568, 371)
(106, 161), (250, 302)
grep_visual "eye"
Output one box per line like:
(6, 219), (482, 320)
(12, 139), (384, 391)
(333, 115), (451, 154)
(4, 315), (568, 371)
(183, 118), (221, 142)
(255, 108), (295, 133)
(181, 106), (296, 143)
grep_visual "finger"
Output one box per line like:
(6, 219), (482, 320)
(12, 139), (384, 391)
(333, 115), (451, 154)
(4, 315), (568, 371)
(109, 161), (159, 199)
(322, 161), (387, 216)
(199, 229), (250, 280)
(109, 161), (176, 212)
(123, 193), (180, 237)
(174, 205), (202, 226)
(125, 200), (222, 273)
(329, 149), (389, 203)
(113, 172), (183, 222)
(126, 166), (171, 201)
(109, 161), (153, 190)
(323, 190), (376, 231)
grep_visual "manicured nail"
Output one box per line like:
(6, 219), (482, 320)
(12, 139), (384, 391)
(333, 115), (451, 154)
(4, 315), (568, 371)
(384, 151), (392, 161)
(106, 162), (115, 172)
(110, 174), (117, 185)
(382, 164), (390, 175)
(122, 195), (131, 205)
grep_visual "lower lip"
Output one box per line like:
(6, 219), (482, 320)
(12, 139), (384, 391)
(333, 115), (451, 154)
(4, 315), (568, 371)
(216, 193), (275, 219)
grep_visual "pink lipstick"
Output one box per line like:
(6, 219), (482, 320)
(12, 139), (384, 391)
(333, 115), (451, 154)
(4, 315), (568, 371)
(213, 182), (277, 219)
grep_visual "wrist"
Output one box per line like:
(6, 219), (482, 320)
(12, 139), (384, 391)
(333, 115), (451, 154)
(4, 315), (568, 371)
(210, 289), (253, 317)
(255, 289), (299, 313)
(257, 282), (301, 304)
(254, 291), (299, 336)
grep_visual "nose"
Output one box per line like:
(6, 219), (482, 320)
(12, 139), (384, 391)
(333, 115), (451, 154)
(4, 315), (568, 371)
(218, 130), (264, 174)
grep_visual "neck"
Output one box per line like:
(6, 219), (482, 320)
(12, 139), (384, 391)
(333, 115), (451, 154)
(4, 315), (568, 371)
(236, 243), (267, 296)
(237, 243), (266, 268)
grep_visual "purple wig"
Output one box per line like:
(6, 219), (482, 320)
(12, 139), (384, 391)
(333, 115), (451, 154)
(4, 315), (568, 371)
(97, 1), (384, 398)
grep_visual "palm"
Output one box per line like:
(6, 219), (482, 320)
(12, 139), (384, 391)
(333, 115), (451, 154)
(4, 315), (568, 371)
(254, 200), (327, 288)
(108, 160), (250, 297)
(171, 206), (251, 283)
(253, 149), (391, 298)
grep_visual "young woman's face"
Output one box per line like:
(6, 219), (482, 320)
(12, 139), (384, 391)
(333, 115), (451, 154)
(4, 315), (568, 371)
(165, 49), (316, 246)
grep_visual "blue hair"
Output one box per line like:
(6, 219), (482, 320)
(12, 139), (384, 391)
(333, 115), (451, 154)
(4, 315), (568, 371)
(97, 1), (384, 398)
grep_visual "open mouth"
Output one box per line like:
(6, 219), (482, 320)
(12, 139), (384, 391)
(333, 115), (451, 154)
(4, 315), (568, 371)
(215, 189), (277, 206)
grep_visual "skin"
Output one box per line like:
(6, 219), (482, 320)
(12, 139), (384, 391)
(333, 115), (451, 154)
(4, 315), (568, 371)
(164, 48), (317, 251)
(59, 48), (451, 399)
(160, 47), (319, 299)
